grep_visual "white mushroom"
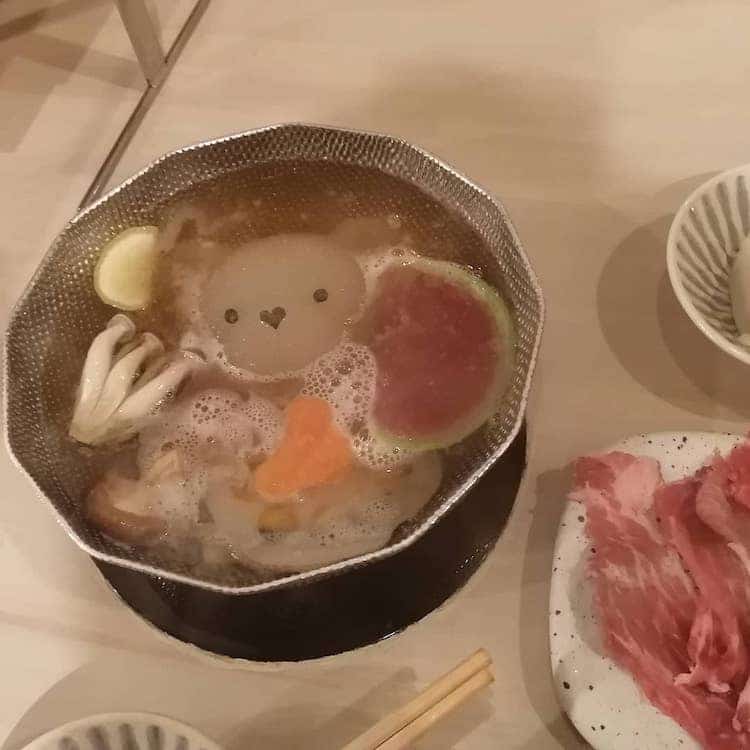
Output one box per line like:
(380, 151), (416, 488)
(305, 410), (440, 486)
(71, 314), (136, 430)
(69, 315), (203, 445)
(87, 332), (164, 428)
(106, 351), (205, 442)
(134, 353), (168, 389)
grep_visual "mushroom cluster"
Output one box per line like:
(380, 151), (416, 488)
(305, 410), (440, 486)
(69, 314), (203, 445)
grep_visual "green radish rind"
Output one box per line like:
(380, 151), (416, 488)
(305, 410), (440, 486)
(369, 257), (516, 452)
(93, 226), (160, 311)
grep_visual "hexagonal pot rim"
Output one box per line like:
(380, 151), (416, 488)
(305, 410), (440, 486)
(4, 123), (545, 594)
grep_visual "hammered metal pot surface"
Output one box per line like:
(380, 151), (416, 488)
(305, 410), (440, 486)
(5, 124), (544, 593)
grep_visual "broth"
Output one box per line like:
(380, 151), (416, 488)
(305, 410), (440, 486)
(70, 163), (515, 581)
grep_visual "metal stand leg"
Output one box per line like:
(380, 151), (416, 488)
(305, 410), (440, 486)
(114, 0), (167, 85)
(79, 0), (210, 209)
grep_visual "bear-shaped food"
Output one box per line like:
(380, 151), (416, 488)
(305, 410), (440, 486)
(201, 233), (365, 376)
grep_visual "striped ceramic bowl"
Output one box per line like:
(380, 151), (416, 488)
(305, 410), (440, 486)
(667, 164), (750, 365)
(19, 713), (223, 750)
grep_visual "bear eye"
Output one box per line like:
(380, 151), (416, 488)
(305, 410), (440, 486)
(313, 288), (328, 303)
(224, 308), (239, 324)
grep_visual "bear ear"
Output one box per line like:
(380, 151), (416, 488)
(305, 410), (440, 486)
(328, 216), (405, 253)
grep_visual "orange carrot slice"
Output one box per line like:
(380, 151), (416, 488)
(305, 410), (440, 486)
(254, 396), (353, 501)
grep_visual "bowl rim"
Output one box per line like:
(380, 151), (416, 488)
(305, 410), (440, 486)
(19, 712), (224, 750)
(666, 161), (750, 366)
(5, 122), (545, 594)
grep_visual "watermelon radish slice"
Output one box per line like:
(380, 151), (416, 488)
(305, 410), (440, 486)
(365, 258), (514, 450)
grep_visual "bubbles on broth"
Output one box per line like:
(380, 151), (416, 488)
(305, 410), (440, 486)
(131, 389), (282, 535)
(301, 342), (410, 472)
(138, 388), (282, 474)
(205, 452), (442, 572)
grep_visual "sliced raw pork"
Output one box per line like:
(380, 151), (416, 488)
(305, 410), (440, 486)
(655, 476), (750, 700)
(570, 449), (750, 749)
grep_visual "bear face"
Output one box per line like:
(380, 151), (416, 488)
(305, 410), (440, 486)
(201, 233), (365, 376)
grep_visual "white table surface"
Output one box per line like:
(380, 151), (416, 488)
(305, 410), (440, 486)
(3, 1), (750, 748)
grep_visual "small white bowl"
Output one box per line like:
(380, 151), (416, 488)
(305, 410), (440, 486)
(19, 713), (224, 750)
(666, 163), (750, 365)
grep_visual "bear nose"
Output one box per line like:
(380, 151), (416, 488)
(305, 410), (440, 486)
(259, 306), (286, 330)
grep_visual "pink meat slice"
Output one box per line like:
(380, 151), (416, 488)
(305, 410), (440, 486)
(571, 452), (750, 749)
(655, 477), (748, 696)
(368, 264), (499, 437)
(689, 445), (750, 732)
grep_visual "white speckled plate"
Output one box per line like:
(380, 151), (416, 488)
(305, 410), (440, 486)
(19, 712), (224, 750)
(550, 431), (744, 749)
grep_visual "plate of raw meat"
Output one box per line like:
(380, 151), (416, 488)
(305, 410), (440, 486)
(550, 431), (750, 750)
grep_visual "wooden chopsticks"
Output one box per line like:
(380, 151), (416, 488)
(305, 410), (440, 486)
(341, 649), (494, 750)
